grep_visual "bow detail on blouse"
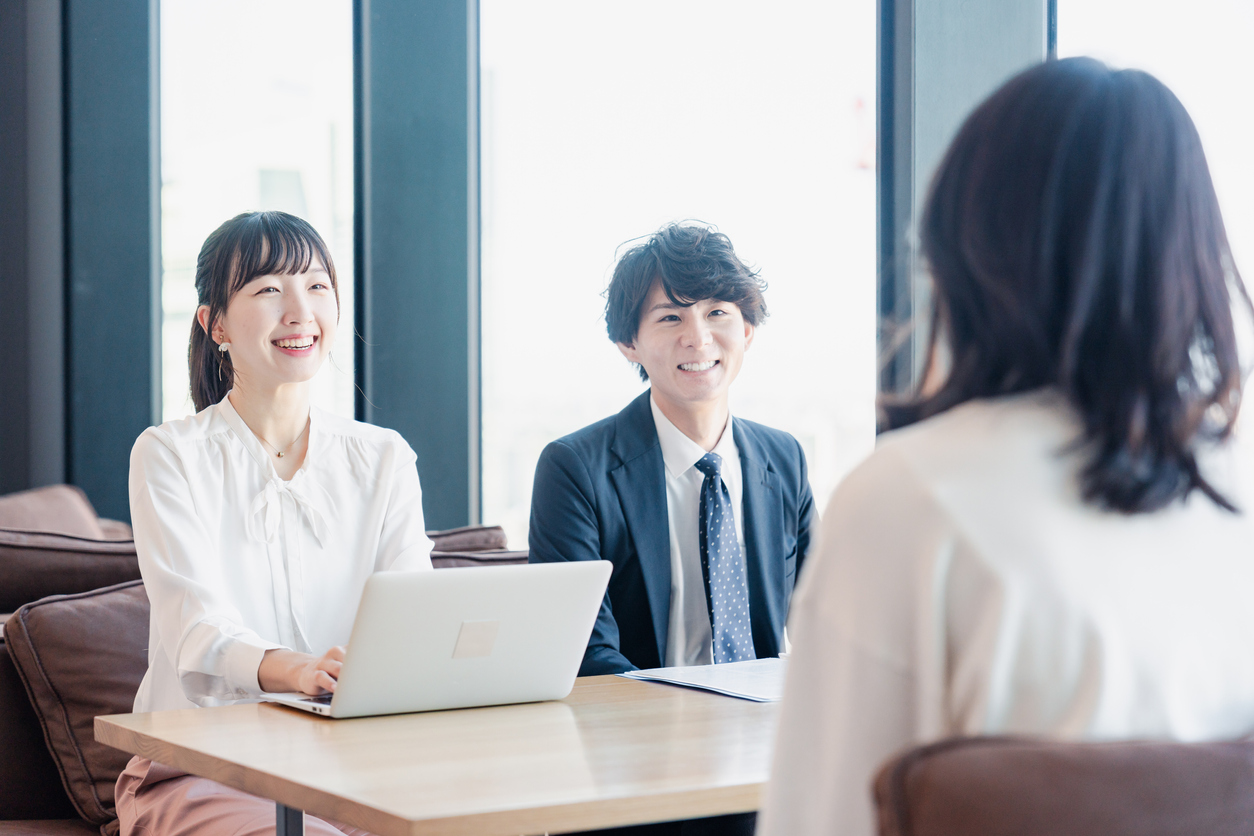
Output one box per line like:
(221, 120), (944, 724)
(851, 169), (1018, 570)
(247, 477), (330, 547)
(245, 473), (331, 655)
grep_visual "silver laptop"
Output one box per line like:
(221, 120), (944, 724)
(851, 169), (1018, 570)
(263, 561), (611, 718)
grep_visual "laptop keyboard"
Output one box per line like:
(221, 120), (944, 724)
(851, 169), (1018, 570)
(302, 694), (334, 705)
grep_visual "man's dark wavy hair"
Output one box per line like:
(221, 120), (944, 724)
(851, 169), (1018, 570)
(605, 223), (768, 381)
(884, 57), (1250, 514)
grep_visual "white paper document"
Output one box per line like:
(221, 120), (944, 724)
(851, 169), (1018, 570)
(618, 657), (786, 702)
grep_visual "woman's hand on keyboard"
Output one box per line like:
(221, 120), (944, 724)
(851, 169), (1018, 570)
(258, 646), (347, 695)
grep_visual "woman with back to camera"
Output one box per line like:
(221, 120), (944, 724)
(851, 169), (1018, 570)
(759, 57), (1254, 836)
(116, 211), (432, 835)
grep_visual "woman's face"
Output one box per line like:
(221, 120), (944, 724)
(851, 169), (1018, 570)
(203, 261), (338, 393)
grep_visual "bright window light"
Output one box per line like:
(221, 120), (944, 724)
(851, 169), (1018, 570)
(1058, 0), (1254, 279)
(160, 0), (355, 423)
(480, 1), (878, 547)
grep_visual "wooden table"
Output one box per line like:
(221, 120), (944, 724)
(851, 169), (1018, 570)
(95, 675), (778, 836)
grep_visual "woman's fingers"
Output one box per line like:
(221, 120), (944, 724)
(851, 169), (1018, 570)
(315, 669), (337, 693)
(294, 646), (348, 694)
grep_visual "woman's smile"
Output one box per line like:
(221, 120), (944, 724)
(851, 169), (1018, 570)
(272, 334), (318, 356)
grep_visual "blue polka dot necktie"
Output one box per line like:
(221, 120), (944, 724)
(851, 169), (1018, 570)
(694, 452), (756, 664)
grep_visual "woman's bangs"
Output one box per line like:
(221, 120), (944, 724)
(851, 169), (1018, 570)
(228, 215), (332, 294)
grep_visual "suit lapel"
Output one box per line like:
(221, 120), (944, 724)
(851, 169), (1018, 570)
(734, 420), (785, 657)
(609, 391), (671, 664)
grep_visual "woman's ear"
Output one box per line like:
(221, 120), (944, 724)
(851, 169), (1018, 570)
(196, 305), (219, 341)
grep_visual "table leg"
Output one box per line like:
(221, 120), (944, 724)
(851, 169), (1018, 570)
(277, 802), (304, 836)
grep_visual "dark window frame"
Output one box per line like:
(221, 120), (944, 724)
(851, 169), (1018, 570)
(876, 0), (1053, 409)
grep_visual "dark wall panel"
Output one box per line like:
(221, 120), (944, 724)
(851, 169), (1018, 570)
(1, 0), (65, 496)
(0, 0), (32, 494)
(65, 0), (160, 520)
(877, 0), (1048, 401)
(356, 0), (480, 529)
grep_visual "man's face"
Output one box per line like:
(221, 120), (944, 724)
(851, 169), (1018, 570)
(617, 281), (755, 412)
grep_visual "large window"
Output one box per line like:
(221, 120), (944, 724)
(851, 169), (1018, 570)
(160, 0), (355, 422)
(1059, 1), (1254, 278)
(480, 2), (878, 546)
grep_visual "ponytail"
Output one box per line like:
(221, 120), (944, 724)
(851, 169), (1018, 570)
(188, 313), (233, 413)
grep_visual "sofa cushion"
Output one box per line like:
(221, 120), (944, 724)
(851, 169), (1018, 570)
(0, 630), (78, 821)
(0, 531), (141, 614)
(431, 548), (530, 569)
(873, 735), (1254, 836)
(95, 519), (133, 542)
(4, 582), (150, 827)
(428, 524), (509, 552)
(0, 486), (104, 541)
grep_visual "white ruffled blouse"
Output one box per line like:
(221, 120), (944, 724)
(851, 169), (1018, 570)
(128, 394), (433, 712)
(760, 389), (1254, 836)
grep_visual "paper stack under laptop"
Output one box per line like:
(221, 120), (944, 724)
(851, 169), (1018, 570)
(618, 657), (786, 702)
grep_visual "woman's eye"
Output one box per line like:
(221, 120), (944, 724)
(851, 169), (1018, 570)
(310, 283), (329, 291)
(256, 286), (279, 294)
(660, 314), (680, 323)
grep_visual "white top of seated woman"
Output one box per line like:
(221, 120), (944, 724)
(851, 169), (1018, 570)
(761, 387), (1254, 836)
(128, 392), (433, 713)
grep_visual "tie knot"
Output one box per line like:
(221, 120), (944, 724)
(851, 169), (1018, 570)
(695, 451), (723, 478)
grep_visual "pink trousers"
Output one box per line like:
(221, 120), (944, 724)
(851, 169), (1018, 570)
(115, 756), (376, 836)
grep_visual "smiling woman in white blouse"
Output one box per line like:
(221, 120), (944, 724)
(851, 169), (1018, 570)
(115, 211), (433, 836)
(760, 58), (1254, 836)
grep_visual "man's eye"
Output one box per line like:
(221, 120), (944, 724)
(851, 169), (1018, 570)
(709, 309), (727, 317)
(660, 314), (680, 322)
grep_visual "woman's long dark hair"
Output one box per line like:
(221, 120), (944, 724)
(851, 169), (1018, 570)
(189, 211), (338, 413)
(884, 57), (1249, 514)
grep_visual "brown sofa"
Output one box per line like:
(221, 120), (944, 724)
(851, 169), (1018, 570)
(873, 734), (1254, 836)
(0, 486), (141, 834)
(0, 485), (526, 835)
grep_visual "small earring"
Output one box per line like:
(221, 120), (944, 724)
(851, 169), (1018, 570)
(218, 342), (231, 353)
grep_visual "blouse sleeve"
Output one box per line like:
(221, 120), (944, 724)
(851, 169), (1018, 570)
(129, 429), (284, 705)
(757, 447), (956, 836)
(374, 434), (434, 572)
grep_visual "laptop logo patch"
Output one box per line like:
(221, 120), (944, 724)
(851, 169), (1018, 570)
(452, 620), (500, 659)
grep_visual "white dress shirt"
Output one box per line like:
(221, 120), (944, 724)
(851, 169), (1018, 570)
(759, 389), (1254, 836)
(650, 397), (745, 668)
(128, 393), (434, 713)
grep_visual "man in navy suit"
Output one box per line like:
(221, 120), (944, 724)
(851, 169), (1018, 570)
(529, 223), (815, 682)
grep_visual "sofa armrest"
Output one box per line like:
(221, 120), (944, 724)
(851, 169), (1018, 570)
(0, 531), (140, 614)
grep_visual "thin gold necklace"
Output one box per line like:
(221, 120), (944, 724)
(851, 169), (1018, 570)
(258, 421), (309, 459)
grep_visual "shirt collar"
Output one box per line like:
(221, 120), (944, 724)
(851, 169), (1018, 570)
(649, 395), (735, 478)
(216, 390), (322, 482)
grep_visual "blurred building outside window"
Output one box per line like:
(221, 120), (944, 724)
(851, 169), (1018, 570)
(480, 1), (878, 548)
(1059, 0), (1254, 282)
(160, 0), (355, 423)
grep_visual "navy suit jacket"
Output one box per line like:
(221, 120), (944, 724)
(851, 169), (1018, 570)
(528, 390), (816, 675)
